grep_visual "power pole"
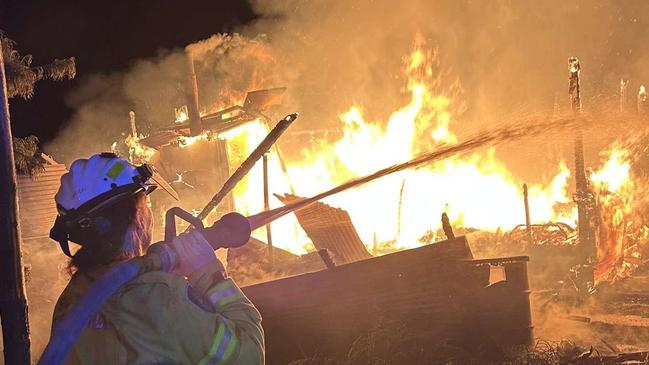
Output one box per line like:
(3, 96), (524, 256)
(0, 39), (32, 365)
(569, 57), (596, 273)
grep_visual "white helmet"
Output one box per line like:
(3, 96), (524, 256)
(50, 152), (178, 256)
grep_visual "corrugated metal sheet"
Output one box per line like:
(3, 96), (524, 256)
(277, 194), (372, 264)
(243, 237), (532, 364)
(17, 162), (67, 242)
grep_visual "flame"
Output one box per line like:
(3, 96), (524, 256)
(125, 133), (157, 164)
(224, 120), (312, 253)
(122, 33), (649, 283)
(177, 132), (210, 147)
(591, 149), (631, 193)
(591, 146), (649, 282)
(175, 107), (189, 124)
(176, 111), (188, 123)
(225, 37), (577, 254)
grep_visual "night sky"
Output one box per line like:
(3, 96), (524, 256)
(0, 0), (256, 143)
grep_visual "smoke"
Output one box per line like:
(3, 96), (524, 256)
(46, 1), (649, 171)
(252, 0), (648, 176)
(45, 34), (276, 164)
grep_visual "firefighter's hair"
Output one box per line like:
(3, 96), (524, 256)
(68, 191), (153, 273)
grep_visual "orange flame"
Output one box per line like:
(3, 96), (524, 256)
(592, 146), (649, 282)
(226, 37), (577, 254)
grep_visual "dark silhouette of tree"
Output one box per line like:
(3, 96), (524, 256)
(1, 32), (75, 99)
(1, 31), (75, 176)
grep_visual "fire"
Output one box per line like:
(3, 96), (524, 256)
(591, 146), (649, 282)
(125, 133), (157, 164)
(113, 33), (649, 285)
(225, 37), (578, 254)
(591, 149), (631, 193)
(175, 106), (189, 124)
(177, 132), (210, 147)
(222, 120), (311, 251)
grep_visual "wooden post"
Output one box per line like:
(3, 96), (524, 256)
(523, 184), (533, 246)
(396, 179), (405, 239)
(638, 85), (647, 116)
(569, 57), (595, 264)
(372, 232), (378, 256)
(441, 212), (455, 240)
(620, 79), (629, 113)
(263, 152), (273, 264)
(0, 39), (32, 365)
(186, 55), (202, 136)
(129, 110), (137, 137)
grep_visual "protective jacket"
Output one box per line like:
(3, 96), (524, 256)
(52, 268), (264, 365)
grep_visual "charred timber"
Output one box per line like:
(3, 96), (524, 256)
(523, 184), (533, 246)
(569, 57), (596, 266)
(186, 55), (202, 136)
(441, 212), (455, 240)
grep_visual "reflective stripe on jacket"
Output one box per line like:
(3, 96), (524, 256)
(51, 270), (264, 365)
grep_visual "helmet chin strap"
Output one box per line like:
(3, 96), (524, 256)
(50, 184), (145, 256)
(50, 216), (73, 257)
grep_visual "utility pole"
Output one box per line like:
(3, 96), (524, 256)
(568, 57), (596, 269)
(0, 39), (32, 365)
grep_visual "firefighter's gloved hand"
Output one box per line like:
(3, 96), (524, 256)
(168, 230), (225, 279)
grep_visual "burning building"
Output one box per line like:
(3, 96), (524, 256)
(5, 2), (649, 362)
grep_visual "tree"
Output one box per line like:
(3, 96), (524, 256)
(1, 31), (75, 177)
(0, 31), (75, 365)
(1, 32), (75, 99)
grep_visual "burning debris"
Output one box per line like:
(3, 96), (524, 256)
(242, 236), (533, 364)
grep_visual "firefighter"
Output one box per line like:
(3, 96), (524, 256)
(48, 153), (264, 364)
